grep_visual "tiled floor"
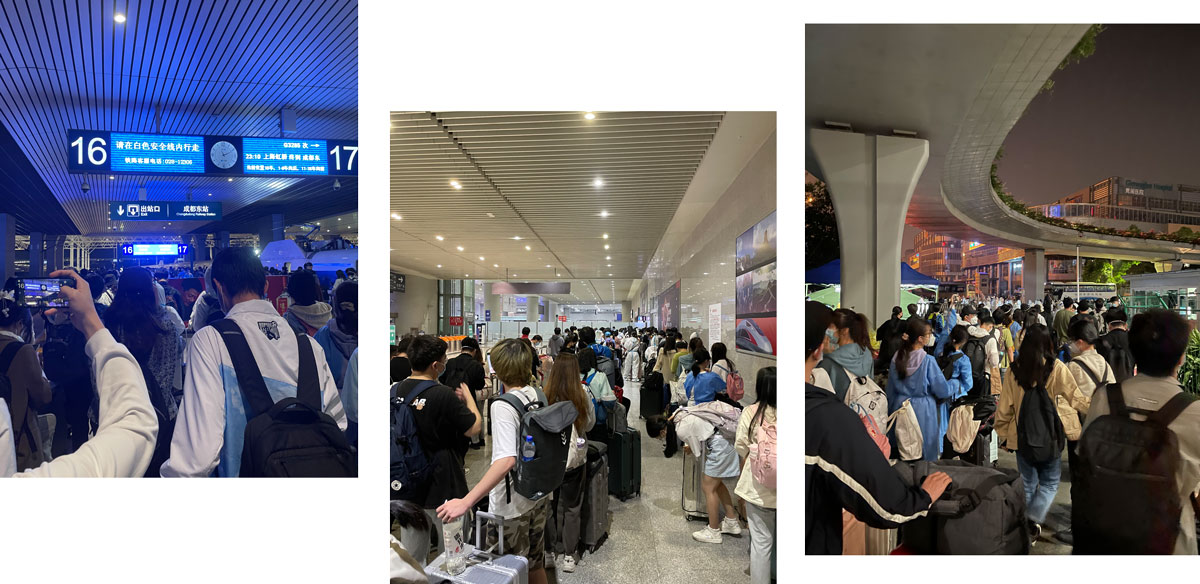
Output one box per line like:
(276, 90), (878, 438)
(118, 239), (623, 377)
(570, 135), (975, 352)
(464, 380), (752, 583)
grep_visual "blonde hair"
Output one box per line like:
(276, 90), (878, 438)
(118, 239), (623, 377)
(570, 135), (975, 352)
(492, 338), (533, 388)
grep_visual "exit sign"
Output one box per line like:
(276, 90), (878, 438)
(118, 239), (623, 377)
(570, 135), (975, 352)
(558, 315), (567, 322)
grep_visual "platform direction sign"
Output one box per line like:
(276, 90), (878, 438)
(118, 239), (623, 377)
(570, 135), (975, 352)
(109, 202), (222, 221)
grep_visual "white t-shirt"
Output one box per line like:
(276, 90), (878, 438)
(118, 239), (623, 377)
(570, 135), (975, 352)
(489, 385), (539, 519)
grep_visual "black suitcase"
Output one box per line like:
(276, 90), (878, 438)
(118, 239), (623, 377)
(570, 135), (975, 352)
(640, 372), (665, 418)
(895, 460), (1030, 555)
(606, 428), (641, 500)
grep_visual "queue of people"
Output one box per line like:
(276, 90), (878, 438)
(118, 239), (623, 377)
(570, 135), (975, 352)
(0, 247), (359, 478)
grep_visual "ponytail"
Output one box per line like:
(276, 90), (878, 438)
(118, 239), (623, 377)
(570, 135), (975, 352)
(894, 318), (930, 380)
(691, 347), (711, 379)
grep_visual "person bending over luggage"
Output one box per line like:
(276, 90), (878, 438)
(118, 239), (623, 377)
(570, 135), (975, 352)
(806, 301), (951, 554)
(885, 318), (953, 461)
(161, 247), (347, 477)
(1078, 309), (1200, 554)
(543, 352), (594, 574)
(817, 309), (874, 402)
(679, 346), (742, 546)
(737, 367), (776, 583)
(995, 324), (1088, 546)
(437, 339), (555, 584)
(2, 270), (157, 476)
(0, 289), (52, 470)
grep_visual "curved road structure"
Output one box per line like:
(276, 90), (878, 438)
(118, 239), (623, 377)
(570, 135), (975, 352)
(807, 24), (1200, 325)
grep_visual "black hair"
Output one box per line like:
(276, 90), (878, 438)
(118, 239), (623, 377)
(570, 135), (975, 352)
(894, 318), (931, 380)
(949, 325), (969, 348)
(336, 269), (346, 280)
(181, 278), (203, 294)
(1103, 307), (1128, 326)
(554, 327), (561, 335)
(1013, 324), (1055, 390)
(85, 273), (106, 301)
(1130, 309), (1189, 377)
(891, 306), (903, 318)
(906, 303), (918, 317)
(675, 340), (688, 350)
(103, 267), (170, 360)
(807, 300), (834, 359)
(461, 337), (483, 363)
(711, 342), (733, 371)
(979, 314), (995, 327)
(408, 334), (448, 372)
(532, 334), (543, 342)
(395, 335), (414, 355)
(831, 308), (870, 349)
(287, 269), (323, 306)
(688, 336), (705, 353)
(522, 326), (531, 336)
(211, 247), (266, 301)
(579, 326), (596, 345)
(333, 280), (357, 336)
(752, 366), (777, 428)
(0, 291), (28, 328)
(390, 500), (431, 536)
(577, 346), (597, 373)
(690, 347), (712, 379)
(1068, 319), (1100, 346)
(1062, 297), (1075, 310)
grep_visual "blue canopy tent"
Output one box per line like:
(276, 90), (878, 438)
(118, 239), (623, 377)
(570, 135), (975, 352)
(805, 260), (942, 314)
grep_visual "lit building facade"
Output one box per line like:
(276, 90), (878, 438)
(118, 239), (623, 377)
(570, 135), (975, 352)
(913, 230), (963, 284)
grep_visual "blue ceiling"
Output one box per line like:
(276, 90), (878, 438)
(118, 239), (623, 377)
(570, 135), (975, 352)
(0, 0), (357, 236)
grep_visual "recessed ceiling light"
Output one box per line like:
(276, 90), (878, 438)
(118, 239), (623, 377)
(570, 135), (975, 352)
(494, 264), (499, 268)
(593, 178), (604, 187)
(486, 212), (495, 218)
(608, 273), (612, 276)
(584, 112), (595, 120)
(607, 264), (612, 267)
(227, 177), (233, 182)
(602, 233), (609, 239)
(479, 256), (485, 261)
(208, 193), (212, 196)
(450, 180), (461, 189)
(512, 236), (521, 240)
(392, 214), (402, 220)
(703, 272), (709, 275)
(465, 274), (469, 277)
(599, 210), (609, 217)
(546, 264), (552, 268)
(437, 264), (442, 268)
(719, 262), (726, 266)
(605, 256), (611, 260)
(604, 244), (610, 250)
(114, 13), (126, 23)
(525, 245), (531, 251)
(457, 246), (464, 251)
(436, 235), (444, 241)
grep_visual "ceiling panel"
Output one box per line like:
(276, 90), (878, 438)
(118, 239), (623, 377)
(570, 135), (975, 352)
(0, 0), (357, 236)
(391, 110), (723, 302)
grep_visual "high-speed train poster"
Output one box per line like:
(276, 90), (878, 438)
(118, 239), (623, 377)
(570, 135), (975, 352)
(735, 211), (777, 356)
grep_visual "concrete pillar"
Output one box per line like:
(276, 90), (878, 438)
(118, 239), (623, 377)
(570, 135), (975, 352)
(217, 231), (231, 250)
(1163, 260), (1185, 272)
(0, 214), (15, 283)
(810, 129), (929, 327)
(485, 289), (501, 323)
(527, 295), (540, 323)
(27, 232), (43, 277)
(1024, 249), (1047, 304)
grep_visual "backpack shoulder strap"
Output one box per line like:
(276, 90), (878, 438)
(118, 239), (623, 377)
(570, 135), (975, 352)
(1071, 357), (1102, 389)
(403, 379), (438, 404)
(1105, 382), (1127, 417)
(211, 319), (274, 417)
(0, 342), (24, 374)
(294, 332), (321, 409)
(1148, 391), (1199, 427)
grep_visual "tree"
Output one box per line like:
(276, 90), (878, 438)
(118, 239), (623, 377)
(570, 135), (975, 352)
(1041, 24), (1106, 93)
(805, 178), (840, 270)
(1081, 258), (1114, 283)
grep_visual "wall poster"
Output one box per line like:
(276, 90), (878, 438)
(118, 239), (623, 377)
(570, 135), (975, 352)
(735, 211), (777, 356)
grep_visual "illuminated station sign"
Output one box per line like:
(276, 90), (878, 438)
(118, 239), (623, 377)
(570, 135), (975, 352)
(108, 202), (222, 221)
(120, 243), (190, 257)
(68, 130), (358, 177)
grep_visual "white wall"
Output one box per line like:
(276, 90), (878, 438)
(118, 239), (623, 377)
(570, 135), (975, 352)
(391, 272), (438, 337)
(634, 132), (776, 403)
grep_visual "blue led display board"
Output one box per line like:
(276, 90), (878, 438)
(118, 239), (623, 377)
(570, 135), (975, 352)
(121, 244), (189, 256)
(109, 202), (222, 221)
(68, 130), (357, 177)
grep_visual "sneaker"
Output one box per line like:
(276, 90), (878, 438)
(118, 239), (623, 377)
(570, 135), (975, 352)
(1028, 521), (1042, 547)
(1054, 527), (1073, 546)
(560, 555), (577, 573)
(692, 526), (723, 544)
(720, 517), (743, 536)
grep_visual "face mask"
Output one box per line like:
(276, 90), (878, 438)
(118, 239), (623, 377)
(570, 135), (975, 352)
(1067, 343), (1081, 357)
(924, 334), (935, 347)
(825, 328), (838, 345)
(969, 316), (979, 326)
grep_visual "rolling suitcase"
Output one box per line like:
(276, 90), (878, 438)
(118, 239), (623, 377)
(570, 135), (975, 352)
(582, 441), (610, 552)
(682, 441), (708, 521)
(640, 372), (665, 418)
(606, 428), (641, 500)
(426, 511), (531, 584)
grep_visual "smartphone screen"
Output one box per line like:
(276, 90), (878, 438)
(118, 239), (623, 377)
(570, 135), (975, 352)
(19, 278), (71, 307)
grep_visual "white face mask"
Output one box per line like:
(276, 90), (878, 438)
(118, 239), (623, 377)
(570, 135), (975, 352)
(969, 316), (979, 326)
(924, 334), (935, 347)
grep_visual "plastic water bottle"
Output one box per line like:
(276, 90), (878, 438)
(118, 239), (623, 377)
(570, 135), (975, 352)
(521, 435), (536, 461)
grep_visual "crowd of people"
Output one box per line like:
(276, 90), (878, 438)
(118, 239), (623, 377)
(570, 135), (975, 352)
(0, 247), (359, 477)
(806, 290), (1200, 554)
(390, 325), (777, 583)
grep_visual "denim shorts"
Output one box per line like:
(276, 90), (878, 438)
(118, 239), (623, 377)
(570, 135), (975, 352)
(704, 433), (741, 479)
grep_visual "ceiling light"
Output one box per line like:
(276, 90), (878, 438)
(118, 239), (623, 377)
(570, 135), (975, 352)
(607, 264), (612, 267)
(436, 235), (444, 241)
(465, 274), (469, 277)
(703, 272), (709, 275)
(602, 233), (609, 239)
(486, 212), (495, 218)
(584, 112), (595, 120)
(546, 264), (552, 268)
(593, 178), (604, 187)
(604, 244), (610, 250)
(227, 177), (233, 182)
(719, 262), (726, 266)
(457, 246), (464, 251)
(108, 175), (114, 180)
(525, 245), (531, 251)
(605, 256), (611, 260)
(114, 13), (126, 23)
(437, 264), (442, 268)
(512, 236), (521, 240)
(450, 180), (462, 189)
(494, 264), (499, 268)
(599, 210), (609, 218)
(479, 256), (485, 261)
(208, 193), (212, 196)
(392, 214), (402, 220)
(608, 273), (612, 276)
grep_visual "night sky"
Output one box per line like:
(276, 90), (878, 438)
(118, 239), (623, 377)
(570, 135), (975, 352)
(905, 24), (1200, 250)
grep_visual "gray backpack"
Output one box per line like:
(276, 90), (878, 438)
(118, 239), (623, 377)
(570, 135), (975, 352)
(894, 459), (1030, 554)
(499, 388), (579, 502)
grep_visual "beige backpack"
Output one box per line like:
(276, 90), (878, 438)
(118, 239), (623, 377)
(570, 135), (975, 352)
(885, 399), (923, 461)
(947, 403), (982, 453)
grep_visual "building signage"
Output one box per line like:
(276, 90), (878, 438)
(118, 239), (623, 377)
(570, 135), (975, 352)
(1124, 179), (1173, 192)
(967, 241), (984, 251)
(120, 243), (189, 256)
(109, 202), (222, 221)
(485, 310), (491, 321)
(558, 315), (567, 323)
(390, 272), (406, 293)
(69, 130), (358, 177)
(449, 316), (464, 326)
(708, 303), (722, 348)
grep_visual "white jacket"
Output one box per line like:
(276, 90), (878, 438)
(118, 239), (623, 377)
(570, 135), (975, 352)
(11, 330), (158, 477)
(162, 300), (346, 477)
(1067, 349), (1116, 399)
(968, 325), (1001, 370)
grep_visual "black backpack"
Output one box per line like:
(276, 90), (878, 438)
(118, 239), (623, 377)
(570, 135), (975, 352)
(962, 336), (990, 397)
(1097, 332), (1135, 383)
(0, 341), (37, 456)
(1016, 377), (1064, 464)
(390, 380), (437, 501)
(42, 320), (88, 384)
(498, 387), (578, 502)
(1072, 384), (1196, 554)
(137, 360), (175, 478)
(937, 353), (965, 381)
(212, 319), (355, 477)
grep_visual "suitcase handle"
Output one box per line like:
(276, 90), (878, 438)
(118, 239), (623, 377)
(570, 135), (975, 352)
(473, 510), (508, 555)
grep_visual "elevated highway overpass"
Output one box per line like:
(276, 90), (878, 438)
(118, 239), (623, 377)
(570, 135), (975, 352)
(806, 24), (1200, 324)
